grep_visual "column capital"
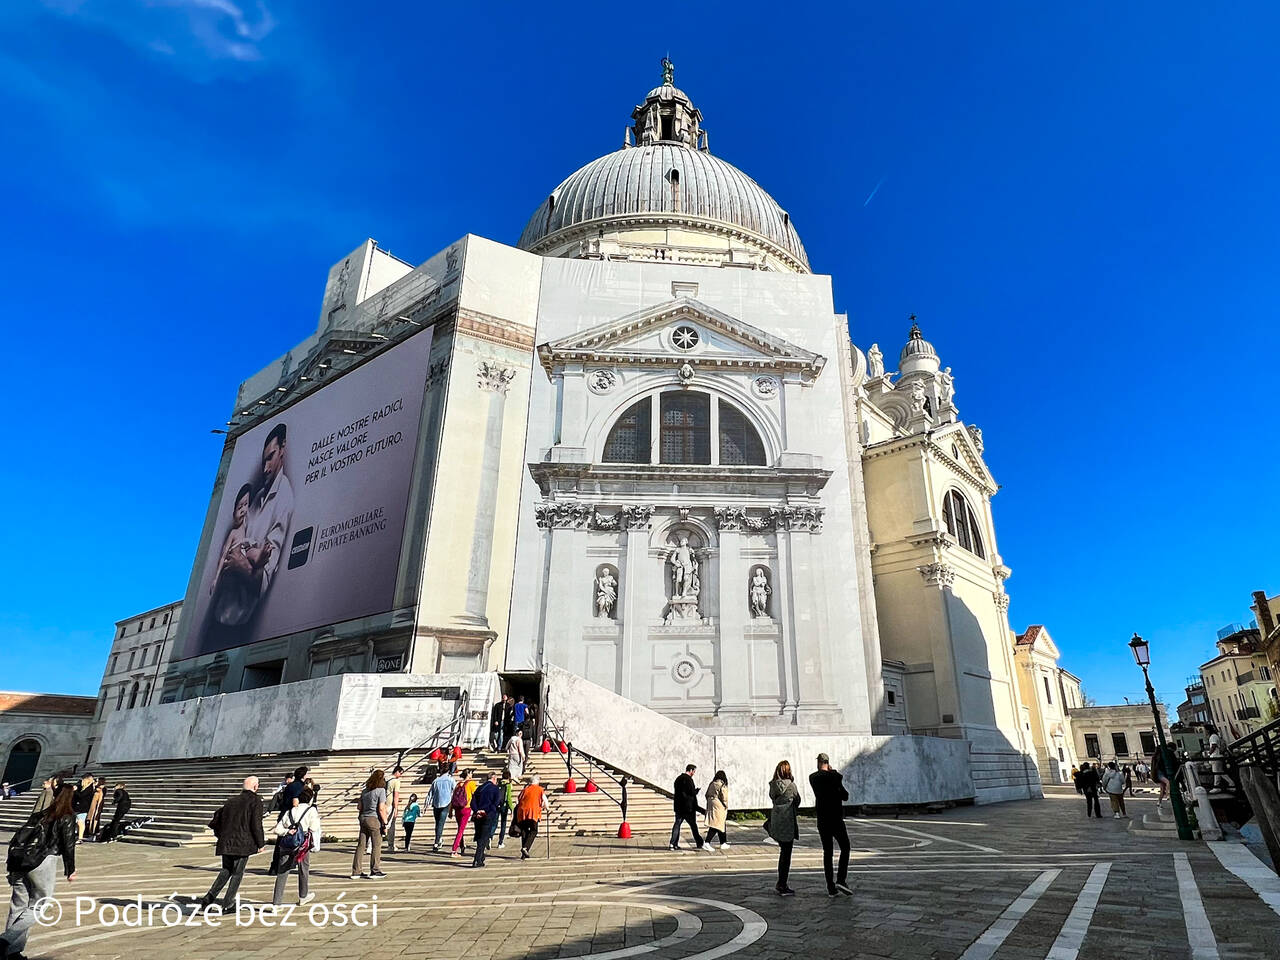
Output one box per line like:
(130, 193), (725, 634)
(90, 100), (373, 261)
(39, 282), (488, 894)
(476, 360), (518, 394)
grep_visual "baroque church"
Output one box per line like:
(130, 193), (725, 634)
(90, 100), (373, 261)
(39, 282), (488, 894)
(121, 62), (1040, 806)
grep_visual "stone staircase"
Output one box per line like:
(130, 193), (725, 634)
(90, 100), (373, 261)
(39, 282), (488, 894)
(0, 745), (678, 847)
(1127, 801), (1180, 840)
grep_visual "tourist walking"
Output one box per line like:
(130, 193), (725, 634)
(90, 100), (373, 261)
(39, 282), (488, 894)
(270, 787), (320, 906)
(102, 783), (131, 842)
(1123, 764), (1135, 797)
(490, 695), (508, 750)
(2, 784), (77, 960)
(507, 730), (526, 781)
(351, 769), (388, 880)
(514, 774), (548, 860)
(502, 698), (516, 750)
(31, 778), (55, 815)
(429, 767), (455, 852)
(497, 770), (515, 849)
(470, 772), (502, 867)
(766, 761), (801, 896)
(1151, 745), (1176, 811)
(197, 776), (266, 911)
(401, 793), (421, 851)
(1077, 762), (1101, 818)
(450, 769), (478, 856)
(71, 774), (95, 842)
(1102, 762), (1127, 818)
(669, 764), (707, 851)
(86, 778), (106, 837)
(1070, 765), (1081, 794)
(704, 771), (730, 848)
(385, 765), (404, 852)
(810, 753), (853, 896)
(1207, 734), (1234, 792)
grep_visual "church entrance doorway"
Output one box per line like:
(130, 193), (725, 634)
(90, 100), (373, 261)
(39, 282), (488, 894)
(2, 738), (41, 793)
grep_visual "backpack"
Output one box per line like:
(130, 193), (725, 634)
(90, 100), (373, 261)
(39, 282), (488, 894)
(450, 781), (468, 812)
(278, 807), (308, 855)
(7, 815), (54, 874)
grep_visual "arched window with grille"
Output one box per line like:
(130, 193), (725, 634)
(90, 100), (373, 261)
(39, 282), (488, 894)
(602, 397), (652, 463)
(599, 390), (768, 467)
(718, 400), (766, 465)
(943, 489), (986, 558)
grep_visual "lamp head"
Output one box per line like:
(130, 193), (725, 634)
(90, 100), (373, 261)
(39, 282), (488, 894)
(1128, 633), (1150, 668)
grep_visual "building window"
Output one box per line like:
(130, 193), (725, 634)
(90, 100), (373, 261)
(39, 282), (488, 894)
(1139, 731), (1156, 755)
(1043, 676), (1052, 704)
(942, 489), (986, 558)
(148, 617), (155, 629)
(111, 654), (119, 674)
(126, 651), (135, 671)
(1084, 734), (1100, 758)
(116, 686), (126, 709)
(886, 690), (896, 705)
(660, 391), (711, 464)
(671, 325), (699, 350)
(1111, 732), (1129, 756)
(602, 398), (652, 463)
(718, 400), (766, 465)
(162, 613), (169, 625)
(1057, 746), (1065, 761)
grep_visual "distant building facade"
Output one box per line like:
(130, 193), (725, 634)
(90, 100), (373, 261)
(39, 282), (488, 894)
(0, 693), (96, 791)
(1199, 625), (1276, 739)
(1012, 625), (1080, 784)
(1068, 703), (1167, 766)
(86, 601), (182, 763)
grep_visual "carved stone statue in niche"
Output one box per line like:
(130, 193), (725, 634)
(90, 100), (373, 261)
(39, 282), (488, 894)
(664, 534), (702, 623)
(749, 567), (771, 619)
(594, 567), (618, 620)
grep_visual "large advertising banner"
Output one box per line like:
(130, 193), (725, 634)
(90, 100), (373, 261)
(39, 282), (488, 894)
(176, 329), (434, 659)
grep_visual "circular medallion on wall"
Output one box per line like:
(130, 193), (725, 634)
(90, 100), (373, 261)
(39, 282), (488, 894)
(671, 656), (699, 685)
(587, 368), (618, 394)
(752, 375), (780, 399)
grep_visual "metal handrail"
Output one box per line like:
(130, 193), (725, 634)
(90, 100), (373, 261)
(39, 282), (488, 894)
(538, 708), (644, 822)
(323, 691), (471, 810)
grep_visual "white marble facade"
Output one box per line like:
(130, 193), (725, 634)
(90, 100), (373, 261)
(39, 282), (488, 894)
(505, 261), (875, 734)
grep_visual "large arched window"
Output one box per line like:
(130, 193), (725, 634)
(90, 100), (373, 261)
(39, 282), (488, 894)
(600, 391), (767, 467)
(943, 489), (986, 558)
(602, 397), (651, 463)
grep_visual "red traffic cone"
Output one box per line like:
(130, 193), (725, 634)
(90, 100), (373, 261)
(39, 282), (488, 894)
(564, 778), (577, 793)
(585, 780), (598, 793)
(540, 739), (552, 753)
(557, 741), (568, 754)
(617, 822), (632, 839)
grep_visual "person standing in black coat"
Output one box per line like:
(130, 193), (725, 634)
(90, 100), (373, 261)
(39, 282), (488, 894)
(669, 764), (706, 851)
(197, 776), (266, 911)
(809, 753), (853, 897)
(1077, 762), (1101, 818)
(102, 784), (131, 841)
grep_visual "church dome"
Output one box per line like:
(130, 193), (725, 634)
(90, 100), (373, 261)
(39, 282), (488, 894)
(517, 60), (810, 273)
(898, 321), (940, 376)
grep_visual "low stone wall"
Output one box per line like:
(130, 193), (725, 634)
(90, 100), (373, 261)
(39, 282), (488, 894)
(542, 663), (974, 808)
(99, 672), (499, 763)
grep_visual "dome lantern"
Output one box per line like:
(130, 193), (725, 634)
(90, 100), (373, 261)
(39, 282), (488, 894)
(898, 317), (941, 376)
(629, 57), (707, 151)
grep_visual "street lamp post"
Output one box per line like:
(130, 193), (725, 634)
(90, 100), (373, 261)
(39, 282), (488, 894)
(1128, 633), (1194, 840)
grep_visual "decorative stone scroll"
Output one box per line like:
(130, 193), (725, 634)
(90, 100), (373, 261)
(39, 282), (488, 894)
(771, 506), (824, 532)
(993, 591), (1010, 612)
(918, 562), (957, 589)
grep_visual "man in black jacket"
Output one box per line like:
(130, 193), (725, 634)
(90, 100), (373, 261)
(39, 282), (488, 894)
(810, 753), (852, 896)
(197, 776), (266, 911)
(1077, 762), (1101, 818)
(669, 764), (706, 851)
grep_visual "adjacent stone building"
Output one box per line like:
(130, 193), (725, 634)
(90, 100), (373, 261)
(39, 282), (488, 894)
(0, 693), (96, 792)
(1012, 625), (1081, 784)
(1199, 625), (1276, 738)
(1068, 703), (1167, 766)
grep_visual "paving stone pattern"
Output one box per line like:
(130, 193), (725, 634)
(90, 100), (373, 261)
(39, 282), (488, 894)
(4, 786), (1279, 959)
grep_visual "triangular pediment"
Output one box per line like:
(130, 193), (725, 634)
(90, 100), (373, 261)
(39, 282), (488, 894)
(538, 297), (825, 377)
(931, 421), (997, 493)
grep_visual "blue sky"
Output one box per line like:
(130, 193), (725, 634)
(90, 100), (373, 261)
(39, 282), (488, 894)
(1, 1), (1277, 711)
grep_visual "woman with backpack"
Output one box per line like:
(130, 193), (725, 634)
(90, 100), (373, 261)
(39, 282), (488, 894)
(450, 769), (477, 857)
(270, 787), (320, 906)
(2, 784), (77, 958)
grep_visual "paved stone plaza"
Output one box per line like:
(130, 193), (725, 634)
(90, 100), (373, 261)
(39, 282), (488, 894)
(6, 788), (1280, 960)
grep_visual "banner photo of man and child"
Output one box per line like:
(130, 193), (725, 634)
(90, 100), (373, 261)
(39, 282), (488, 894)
(176, 329), (435, 659)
